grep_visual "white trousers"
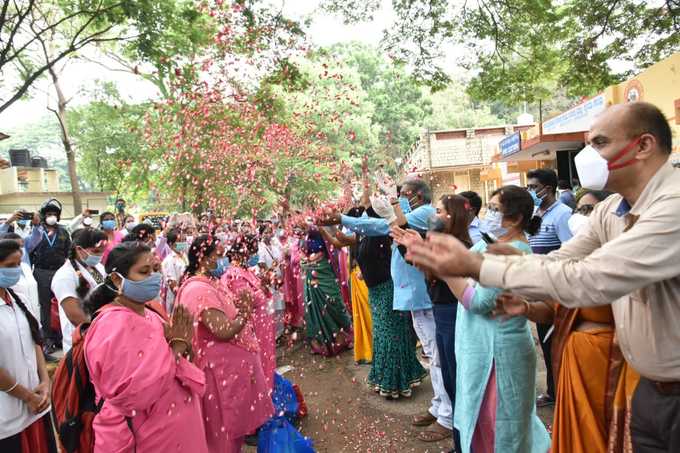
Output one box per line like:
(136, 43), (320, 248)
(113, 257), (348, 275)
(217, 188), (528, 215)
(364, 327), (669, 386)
(412, 308), (453, 429)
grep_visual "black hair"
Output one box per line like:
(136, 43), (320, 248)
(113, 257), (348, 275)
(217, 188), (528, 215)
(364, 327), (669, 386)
(402, 178), (433, 203)
(0, 240), (42, 345)
(185, 235), (220, 277)
(557, 180), (571, 190)
(225, 234), (258, 265)
(83, 242), (151, 315)
(459, 191), (482, 217)
(69, 229), (108, 299)
(527, 169), (558, 194)
(126, 223), (155, 243)
(345, 206), (365, 218)
(491, 185), (542, 235)
(1, 232), (22, 241)
(166, 229), (179, 246)
(626, 102), (673, 154)
(100, 211), (115, 222)
(577, 190), (613, 204)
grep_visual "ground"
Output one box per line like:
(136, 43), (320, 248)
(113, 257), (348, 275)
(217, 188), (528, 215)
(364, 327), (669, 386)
(248, 337), (554, 453)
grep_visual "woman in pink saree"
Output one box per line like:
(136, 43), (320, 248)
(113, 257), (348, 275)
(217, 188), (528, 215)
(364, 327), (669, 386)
(84, 242), (208, 453)
(177, 235), (272, 453)
(222, 234), (276, 395)
(281, 229), (305, 329)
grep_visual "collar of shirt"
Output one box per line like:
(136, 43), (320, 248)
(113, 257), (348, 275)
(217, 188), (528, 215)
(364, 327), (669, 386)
(470, 217), (480, 228)
(612, 161), (675, 218)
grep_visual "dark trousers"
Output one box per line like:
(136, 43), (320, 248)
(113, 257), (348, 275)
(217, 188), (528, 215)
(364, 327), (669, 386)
(631, 377), (680, 452)
(433, 303), (462, 453)
(536, 322), (555, 398)
(33, 268), (60, 344)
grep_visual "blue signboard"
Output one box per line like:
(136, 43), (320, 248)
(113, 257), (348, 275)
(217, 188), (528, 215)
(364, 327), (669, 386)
(500, 132), (521, 158)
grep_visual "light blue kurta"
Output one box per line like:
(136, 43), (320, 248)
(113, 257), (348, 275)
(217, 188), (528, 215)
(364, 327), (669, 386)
(454, 240), (551, 453)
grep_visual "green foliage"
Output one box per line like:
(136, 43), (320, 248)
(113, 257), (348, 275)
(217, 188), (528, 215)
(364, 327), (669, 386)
(321, 0), (680, 104)
(425, 82), (506, 130)
(66, 83), (157, 205)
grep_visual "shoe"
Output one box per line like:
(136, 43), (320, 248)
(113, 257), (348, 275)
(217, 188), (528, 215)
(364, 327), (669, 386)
(536, 393), (555, 407)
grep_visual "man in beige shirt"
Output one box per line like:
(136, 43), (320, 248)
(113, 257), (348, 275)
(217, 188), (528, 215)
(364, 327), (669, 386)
(404, 102), (680, 452)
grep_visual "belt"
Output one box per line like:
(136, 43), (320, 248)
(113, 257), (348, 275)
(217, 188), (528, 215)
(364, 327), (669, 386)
(651, 380), (680, 396)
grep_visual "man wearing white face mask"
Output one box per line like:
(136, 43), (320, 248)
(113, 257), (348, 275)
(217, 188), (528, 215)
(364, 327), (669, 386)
(402, 102), (680, 452)
(525, 168), (573, 407)
(25, 198), (71, 356)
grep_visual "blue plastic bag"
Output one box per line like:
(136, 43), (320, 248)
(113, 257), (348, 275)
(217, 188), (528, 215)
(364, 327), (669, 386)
(257, 417), (315, 453)
(272, 373), (299, 423)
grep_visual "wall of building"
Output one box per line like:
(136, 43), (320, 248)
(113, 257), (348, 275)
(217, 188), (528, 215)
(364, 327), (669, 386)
(604, 52), (680, 153)
(0, 192), (111, 219)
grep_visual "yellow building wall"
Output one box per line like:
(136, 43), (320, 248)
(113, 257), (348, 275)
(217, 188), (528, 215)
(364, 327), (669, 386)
(604, 52), (680, 153)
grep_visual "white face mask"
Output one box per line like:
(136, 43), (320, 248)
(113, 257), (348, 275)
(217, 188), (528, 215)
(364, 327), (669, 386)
(568, 213), (590, 236)
(45, 215), (58, 226)
(125, 222), (136, 231)
(574, 146), (609, 190)
(82, 217), (94, 226)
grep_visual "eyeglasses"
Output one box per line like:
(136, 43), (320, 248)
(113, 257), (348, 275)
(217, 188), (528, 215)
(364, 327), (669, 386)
(574, 204), (594, 216)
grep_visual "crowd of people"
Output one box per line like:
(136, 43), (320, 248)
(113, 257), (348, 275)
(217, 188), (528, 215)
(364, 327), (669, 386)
(0, 100), (678, 453)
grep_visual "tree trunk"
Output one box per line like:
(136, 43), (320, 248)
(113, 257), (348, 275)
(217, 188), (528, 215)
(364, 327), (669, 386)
(49, 66), (82, 214)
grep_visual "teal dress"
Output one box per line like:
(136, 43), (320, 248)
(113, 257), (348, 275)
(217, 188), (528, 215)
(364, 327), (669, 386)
(454, 240), (551, 453)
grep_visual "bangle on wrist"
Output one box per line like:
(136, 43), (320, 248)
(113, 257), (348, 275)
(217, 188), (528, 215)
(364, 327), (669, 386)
(169, 337), (191, 355)
(523, 300), (531, 316)
(2, 381), (18, 393)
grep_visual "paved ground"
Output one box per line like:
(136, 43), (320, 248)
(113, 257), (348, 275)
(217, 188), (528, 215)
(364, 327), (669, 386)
(248, 336), (554, 453)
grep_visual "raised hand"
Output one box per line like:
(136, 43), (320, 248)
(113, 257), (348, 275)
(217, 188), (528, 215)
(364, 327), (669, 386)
(390, 226), (423, 248)
(235, 290), (253, 320)
(166, 304), (194, 345)
(405, 232), (483, 279)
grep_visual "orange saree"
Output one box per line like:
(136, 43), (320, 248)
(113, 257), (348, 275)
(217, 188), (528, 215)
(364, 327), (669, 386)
(551, 306), (639, 453)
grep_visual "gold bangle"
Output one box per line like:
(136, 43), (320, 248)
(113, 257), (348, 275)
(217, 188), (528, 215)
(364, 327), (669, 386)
(2, 381), (19, 393)
(169, 337), (191, 354)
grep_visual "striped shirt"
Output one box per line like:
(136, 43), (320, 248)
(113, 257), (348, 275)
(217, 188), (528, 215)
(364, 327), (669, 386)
(529, 201), (573, 254)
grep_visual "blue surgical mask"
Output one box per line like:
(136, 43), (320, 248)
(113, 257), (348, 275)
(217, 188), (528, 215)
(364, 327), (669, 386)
(528, 189), (543, 207)
(102, 220), (116, 231)
(398, 197), (412, 214)
(480, 210), (508, 239)
(84, 253), (102, 268)
(211, 257), (229, 279)
(0, 267), (22, 288)
(119, 272), (162, 303)
(17, 220), (28, 228)
(175, 242), (188, 253)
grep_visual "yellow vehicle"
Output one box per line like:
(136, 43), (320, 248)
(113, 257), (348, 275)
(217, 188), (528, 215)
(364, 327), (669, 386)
(138, 211), (169, 230)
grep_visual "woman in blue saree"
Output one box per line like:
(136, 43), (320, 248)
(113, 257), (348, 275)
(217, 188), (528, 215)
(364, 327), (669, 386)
(396, 185), (551, 453)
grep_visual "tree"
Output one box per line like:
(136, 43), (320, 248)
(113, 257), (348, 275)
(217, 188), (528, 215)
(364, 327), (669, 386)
(326, 42), (433, 173)
(425, 81), (505, 130)
(67, 83), (154, 203)
(321, 0), (680, 102)
(0, 0), (140, 115)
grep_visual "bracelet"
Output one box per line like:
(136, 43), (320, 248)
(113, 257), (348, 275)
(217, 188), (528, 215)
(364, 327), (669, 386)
(2, 381), (19, 393)
(168, 337), (191, 354)
(523, 300), (531, 316)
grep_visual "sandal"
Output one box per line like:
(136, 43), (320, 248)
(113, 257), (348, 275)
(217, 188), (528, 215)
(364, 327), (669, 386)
(411, 412), (437, 427)
(417, 423), (453, 442)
